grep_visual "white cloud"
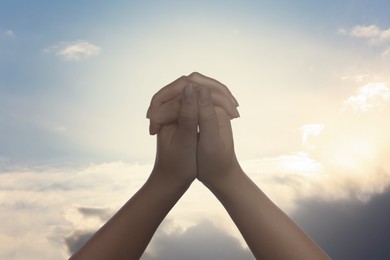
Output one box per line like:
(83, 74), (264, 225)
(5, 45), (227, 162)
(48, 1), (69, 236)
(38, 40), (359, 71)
(350, 25), (381, 38)
(301, 124), (324, 147)
(344, 83), (389, 112)
(45, 40), (102, 61)
(341, 24), (390, 45)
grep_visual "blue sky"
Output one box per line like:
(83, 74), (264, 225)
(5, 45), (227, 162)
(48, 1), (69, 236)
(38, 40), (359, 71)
(1, 1), (390, 259)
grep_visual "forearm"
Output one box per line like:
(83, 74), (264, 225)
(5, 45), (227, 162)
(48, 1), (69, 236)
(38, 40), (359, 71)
(207, 169), (329, 260)
(70, 170), (191, 260)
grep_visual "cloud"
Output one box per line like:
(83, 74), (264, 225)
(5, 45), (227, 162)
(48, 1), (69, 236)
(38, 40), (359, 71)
(65, 206), (115, 254)
(343, 83), (389, 112)
(77, 206), (112, 222)
(45, 40), (102, 61)
(64, 206), (115, 255)
(65, 230), (95, 256)
(1, 152), (390, 259)
(0, 161), (150, 260)
(341, 24), (390, 45)
(350, 25), (381, 38)
(301, 124), (324, 148)
(243, 80), (390, 208)
(291, 188), (390, 260)
(142, 220), (254, 260)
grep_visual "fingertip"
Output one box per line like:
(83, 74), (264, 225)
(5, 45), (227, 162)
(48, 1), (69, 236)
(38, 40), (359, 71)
(198, 86), (212, 105)
(149, 121), (160, 135)
(183, 83), (195, 102)
(146, 107), (151, 119)
(234, 108), (240, 118)
(232, 96), (239, 107)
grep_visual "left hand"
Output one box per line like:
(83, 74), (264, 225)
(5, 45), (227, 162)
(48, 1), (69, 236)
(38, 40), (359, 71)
(151, 84), (199, 188)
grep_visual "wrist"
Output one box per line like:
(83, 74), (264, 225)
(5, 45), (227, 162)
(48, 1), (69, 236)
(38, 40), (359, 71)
(149, 168), (194, 194)
(202, 164), (245, 195)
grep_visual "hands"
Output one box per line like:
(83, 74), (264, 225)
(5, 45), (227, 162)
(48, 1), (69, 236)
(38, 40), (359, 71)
(70, 72), (328, 259)
(147, 72), (241, 188)
(147, 72), (239, 135)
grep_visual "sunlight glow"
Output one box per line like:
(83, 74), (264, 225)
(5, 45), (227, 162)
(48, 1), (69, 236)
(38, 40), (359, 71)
(278, 153), (321, 176)
(330, 138), (377, 169)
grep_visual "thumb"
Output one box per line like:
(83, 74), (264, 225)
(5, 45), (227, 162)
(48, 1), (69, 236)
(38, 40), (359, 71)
(177, 84), (198, 140)
(198, 86), (219, 140)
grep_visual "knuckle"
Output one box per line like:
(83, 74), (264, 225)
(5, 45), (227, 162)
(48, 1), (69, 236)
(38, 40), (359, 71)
(188, 72), (201, 81)
(201, 109), (217, 122)
(178, 75), (189, 85)
(180, 111), (195, 124)
(150, 92), (159, 105)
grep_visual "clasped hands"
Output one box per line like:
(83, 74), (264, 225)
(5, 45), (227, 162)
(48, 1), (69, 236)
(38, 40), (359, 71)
(70, 72), (330, 260)
(147, 72), (242, 190)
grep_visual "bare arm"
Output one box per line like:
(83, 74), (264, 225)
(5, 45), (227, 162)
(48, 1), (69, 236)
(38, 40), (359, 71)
(70, 173), (191, 260)
(196, 86), (330, 259)
(70, 84), (199, 259)
(207, 170), (329, 259)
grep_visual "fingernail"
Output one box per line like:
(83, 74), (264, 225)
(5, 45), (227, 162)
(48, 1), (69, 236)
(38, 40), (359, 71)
(234, 108), (240, 118)
(146, 107), (151, 119)
(184, 84), (195, 102)
(149, 122), (159, 135)
(232, 95), (239, 107)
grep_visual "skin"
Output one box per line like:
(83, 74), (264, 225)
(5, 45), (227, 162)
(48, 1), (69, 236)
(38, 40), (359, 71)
(147, 72), (239, 135)
(70, 73), (330, 259)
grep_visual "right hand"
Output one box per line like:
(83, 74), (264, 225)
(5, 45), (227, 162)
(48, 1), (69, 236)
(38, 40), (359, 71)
(196, 86), (242, 189)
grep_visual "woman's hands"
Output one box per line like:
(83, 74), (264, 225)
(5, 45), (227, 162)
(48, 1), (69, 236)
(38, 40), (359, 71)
(71, 73), (329, 260)
(147, 72), (239, 135)
(148, 72), (241, 188)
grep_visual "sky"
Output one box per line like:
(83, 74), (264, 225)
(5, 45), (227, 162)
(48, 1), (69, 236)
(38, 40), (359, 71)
(1, 0), (390, 259)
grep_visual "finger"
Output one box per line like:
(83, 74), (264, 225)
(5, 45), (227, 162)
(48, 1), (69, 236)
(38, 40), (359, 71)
(146, 76), (189, 119)
(149, 103), (236, 136)
(198, 86), (220, 141)
(147, 73), (239, 119)
(215, 106), (234, 151)
(177, 84), (198, 141)
(148, 96), (181, 135)
(149, 89), (238, 129)
(188, 72), (239, 107)
(149, 121), (161, 136)
(211, 91), (240, 119)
